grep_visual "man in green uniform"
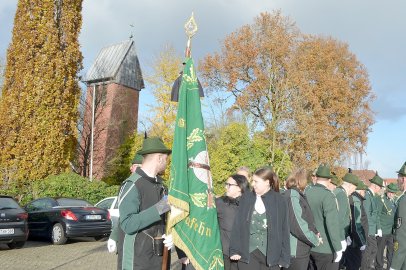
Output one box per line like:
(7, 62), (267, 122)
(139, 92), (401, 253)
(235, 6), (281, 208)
(107, 152), (143, 253)
(334, 172), (359, 269)
(361, 172), (384, 269)
(117, 137), (173, 270)
(346, 179), (369, 270)
(390, 162), (406, 270)
(306, 164), (343, 270)
(376, 183), (399, 270)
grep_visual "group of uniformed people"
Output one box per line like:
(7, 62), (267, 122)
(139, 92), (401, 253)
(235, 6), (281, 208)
(301, 162), (406, 270)
(106, 135), (406, 270)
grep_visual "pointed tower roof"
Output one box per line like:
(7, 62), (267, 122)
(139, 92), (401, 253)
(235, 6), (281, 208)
(83, 40), (144, 90)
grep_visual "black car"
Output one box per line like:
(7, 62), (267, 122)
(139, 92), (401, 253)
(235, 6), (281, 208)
(25, 197), (111, 245)
(0, 195), (29, 249)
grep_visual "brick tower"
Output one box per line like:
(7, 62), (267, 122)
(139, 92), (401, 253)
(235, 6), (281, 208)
(81, 40), (144, 179)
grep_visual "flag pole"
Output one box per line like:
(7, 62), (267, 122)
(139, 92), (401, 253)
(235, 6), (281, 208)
(161, 12), (198, 270)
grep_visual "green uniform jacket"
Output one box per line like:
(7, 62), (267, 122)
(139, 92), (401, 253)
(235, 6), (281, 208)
(334, 187), (351, 240)
(377, 194), (397, 235)
(284, 188), (319, 258)
(392, 193), (406, 270)
(351, 193), (367, 246)
(118, 171), (163, 270)
(364, 189), (381, 236)
(305, 183), (342, 254)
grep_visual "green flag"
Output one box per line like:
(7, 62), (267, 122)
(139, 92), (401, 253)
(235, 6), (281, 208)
(167, 57), (224, 270)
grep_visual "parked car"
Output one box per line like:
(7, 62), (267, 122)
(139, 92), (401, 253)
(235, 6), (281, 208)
(0, 195), (29, 249)
(25, 197), (111, 245)
(95, 196), (118, 226)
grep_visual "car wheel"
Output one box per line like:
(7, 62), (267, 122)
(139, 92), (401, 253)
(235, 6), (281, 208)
(7, 241), (25, 249)
(52, 223), (67, 245)
(94, 235), (108, 241)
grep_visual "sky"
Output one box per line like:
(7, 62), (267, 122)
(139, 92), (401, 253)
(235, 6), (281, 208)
(0, 0), (405, 178)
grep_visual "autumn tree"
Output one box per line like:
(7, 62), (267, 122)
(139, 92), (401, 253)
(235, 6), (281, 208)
(200, 11), (374, 170)
(145, 44), (183, 144)
(200, 11), (299, 165)
(288, 36), (375, 169)
(0, 56), (4, 97)
(0, 0), (83, 183)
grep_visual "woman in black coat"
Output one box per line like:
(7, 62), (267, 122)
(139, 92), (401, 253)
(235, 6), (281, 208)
(216, 174), (249, 270)
(230, 166), (291, 270)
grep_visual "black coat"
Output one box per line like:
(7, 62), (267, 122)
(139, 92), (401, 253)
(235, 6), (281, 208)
(229, 190), (291, 268)
(215, 196), (240, 256)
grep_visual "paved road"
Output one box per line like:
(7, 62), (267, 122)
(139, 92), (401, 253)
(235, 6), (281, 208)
(0, 238), (182, 270)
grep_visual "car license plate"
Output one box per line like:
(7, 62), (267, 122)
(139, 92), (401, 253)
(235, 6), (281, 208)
(0, 228), (14, 235)
(85, 215), (101, 220)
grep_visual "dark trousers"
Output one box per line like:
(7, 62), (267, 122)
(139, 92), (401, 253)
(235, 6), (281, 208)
(237, 249), (280, 270)
(376, 234), (394, 270)
(361, 235), (378, 270)
(309, 251), (338, 270)
(344, 246), (362, 270)
(282, 256), (309, 270)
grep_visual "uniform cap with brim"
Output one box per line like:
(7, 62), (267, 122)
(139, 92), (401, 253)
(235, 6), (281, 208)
(131, 152), (143, 165)
(397, 162), (406, 176)
(315, 164), (333, 179)
(370, 173), (384, 187)
(343, 173), (360, 186)
(386, 183), (400, 193)
(137, 137), (172, 155)
(356, 179), (368, 190)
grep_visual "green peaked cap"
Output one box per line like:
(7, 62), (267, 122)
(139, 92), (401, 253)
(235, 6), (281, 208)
(343, 173), (360, 186)
(137, 137), (172, 155)
(370, 172), (384, 187)
(386, 183), (400, 193)
(397, 161), (406, 176)
(131, 152), (143, 165)
(315, 163), (333, 179)
(355, 179), (368, 190)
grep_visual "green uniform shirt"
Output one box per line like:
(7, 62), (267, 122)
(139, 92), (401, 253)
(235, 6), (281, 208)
(377, 194), (397, 235)
(364, 189), (381, 236)
(392, 192), (406, 270)
(334, 187), (351, 240)
(305, 183), (341, 254)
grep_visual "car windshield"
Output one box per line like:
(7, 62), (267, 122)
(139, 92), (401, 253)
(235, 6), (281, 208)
(56, 198), (92, 207)
(0, 197), (22, 210)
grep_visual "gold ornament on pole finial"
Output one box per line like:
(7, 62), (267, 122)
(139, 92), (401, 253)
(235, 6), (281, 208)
(184, 12), (197, 57)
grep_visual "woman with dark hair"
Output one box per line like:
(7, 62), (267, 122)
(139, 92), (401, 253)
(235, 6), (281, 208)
(216, 174), (249, 270)
(229, 166), (290, 270)
(282, 169), (321, 270)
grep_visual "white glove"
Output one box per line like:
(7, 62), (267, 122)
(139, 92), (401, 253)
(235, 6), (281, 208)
(341, 240), (347, 252)
(163, 234), (174, 250)
(346, 236), (352, 246)
(334, 250), (343, 262)
(360, 245), (366, 251)
(107, 238), (116, 253)
(389, 268), (396, 270)
(377, 229), (383, 237)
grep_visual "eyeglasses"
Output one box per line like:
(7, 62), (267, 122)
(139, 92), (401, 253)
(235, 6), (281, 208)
(225, 183), (239, 188)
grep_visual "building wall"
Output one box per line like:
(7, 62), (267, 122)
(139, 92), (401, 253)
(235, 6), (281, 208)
(80, 82), (139, 180)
